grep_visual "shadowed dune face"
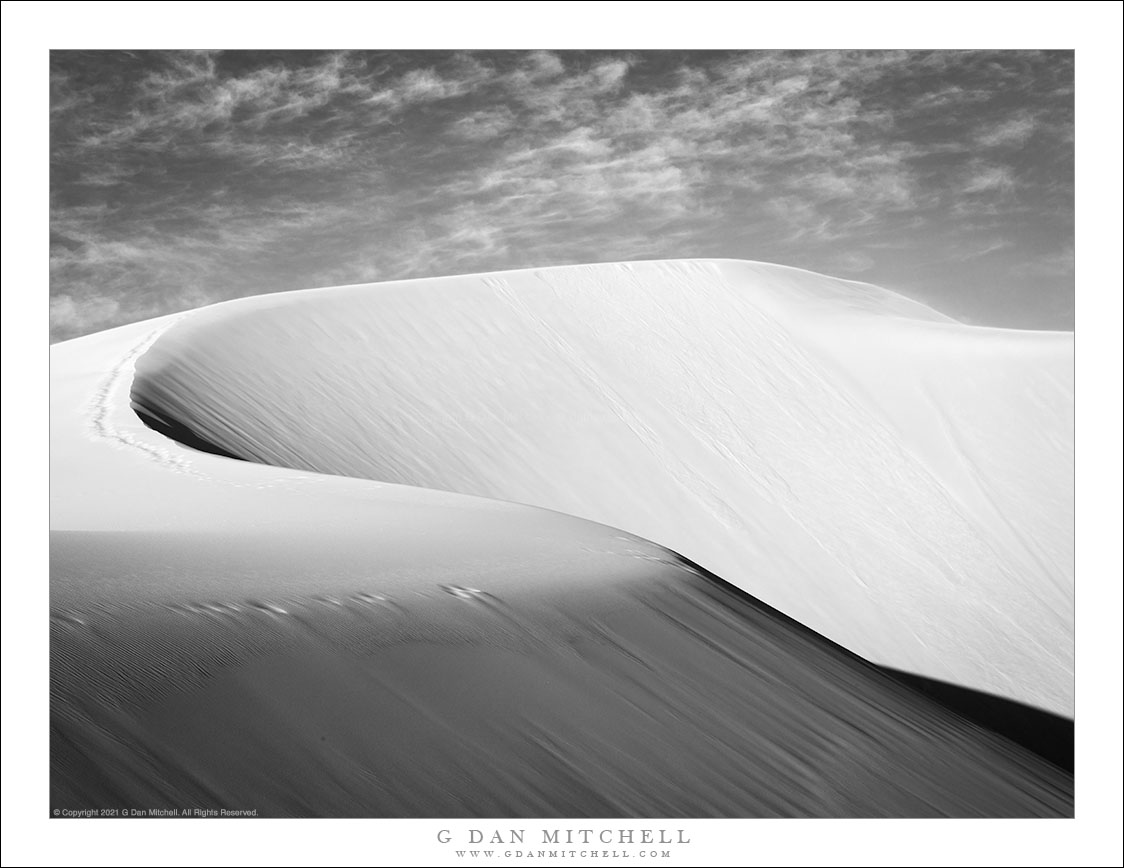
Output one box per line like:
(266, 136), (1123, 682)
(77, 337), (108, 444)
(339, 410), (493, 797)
(51, 531), (1072, 818)
(130, 259), (1073, 716)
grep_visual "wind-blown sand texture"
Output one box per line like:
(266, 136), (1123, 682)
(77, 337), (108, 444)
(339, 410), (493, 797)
(50, 259), (1073, 817)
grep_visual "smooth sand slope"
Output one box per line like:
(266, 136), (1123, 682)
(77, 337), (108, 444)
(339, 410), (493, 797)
(128, 259), (1074, 716)
(49, 259), (1073, 817)
(52, 531), (1071, 817)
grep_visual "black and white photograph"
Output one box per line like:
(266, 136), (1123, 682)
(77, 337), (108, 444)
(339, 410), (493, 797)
(3, 2), (1122, 866)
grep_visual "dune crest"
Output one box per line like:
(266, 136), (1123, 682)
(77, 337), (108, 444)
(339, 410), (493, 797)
(49, 259), (1073, 816)
(124, 259), (1073, 715)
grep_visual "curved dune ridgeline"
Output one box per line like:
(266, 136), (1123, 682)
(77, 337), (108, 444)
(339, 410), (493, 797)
(50, 259), (1074, 817)
(131, 260), (1073, 716)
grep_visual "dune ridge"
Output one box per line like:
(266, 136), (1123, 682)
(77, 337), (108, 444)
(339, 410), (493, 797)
(128, 259), (1073, 715)
(49, 258), (1074, 817)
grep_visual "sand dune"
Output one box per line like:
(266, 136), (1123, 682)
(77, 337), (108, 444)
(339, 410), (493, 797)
(128, 259), (1073, 715)
(50, 259), (1074, 817)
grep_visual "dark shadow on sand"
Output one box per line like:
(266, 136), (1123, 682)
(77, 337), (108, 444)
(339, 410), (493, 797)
(877, 668), (1073, 773)
(671, 553), (1074, 774)
(131, 402), (244, 461)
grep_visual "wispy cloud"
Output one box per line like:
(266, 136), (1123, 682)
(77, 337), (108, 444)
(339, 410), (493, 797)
(50, 49), (1074, 339)
(976, 114), (1039, 149)
(962, 163), (1018, 195)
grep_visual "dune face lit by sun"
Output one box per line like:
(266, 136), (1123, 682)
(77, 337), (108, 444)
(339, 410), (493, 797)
(50, 259), (1074, 817)
(131, 259), (1073, 716)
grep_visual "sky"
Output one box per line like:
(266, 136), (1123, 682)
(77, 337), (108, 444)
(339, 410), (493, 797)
(49, 49), (1074, 341)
